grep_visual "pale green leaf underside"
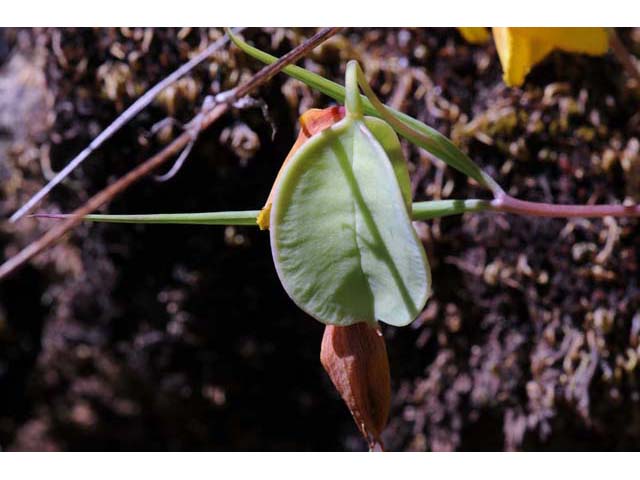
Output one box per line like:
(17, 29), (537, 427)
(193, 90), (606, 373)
(364, 117), (412, 211)
(270, 115), (430, 327)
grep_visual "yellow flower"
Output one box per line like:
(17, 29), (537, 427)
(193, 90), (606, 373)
(457, 27), (491, 45)
(492, 27), (609, 87)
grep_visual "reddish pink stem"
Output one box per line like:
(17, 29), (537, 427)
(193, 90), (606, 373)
(491, 194), (640, 218)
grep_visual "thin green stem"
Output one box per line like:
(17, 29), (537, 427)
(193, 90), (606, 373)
(33, 211), (261, 226)
(412, 199), (490, 220)
(33, 200), (491, 226)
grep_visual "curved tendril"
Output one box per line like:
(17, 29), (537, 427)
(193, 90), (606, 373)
(351, 61), (504, 194)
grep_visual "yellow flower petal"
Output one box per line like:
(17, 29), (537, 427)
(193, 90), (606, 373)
(457, 27), (491, 45)
(492, 27), (610, 87)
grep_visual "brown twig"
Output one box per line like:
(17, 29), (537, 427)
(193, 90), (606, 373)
(0, 27), (342, 280)
(609, 28), (640, 88)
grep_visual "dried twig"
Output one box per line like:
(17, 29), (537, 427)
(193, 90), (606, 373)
(9, 27), (245, 223)
(609, 29), (640, 88)
(153, 95), (213, 182)
(0, 27), (342, 280)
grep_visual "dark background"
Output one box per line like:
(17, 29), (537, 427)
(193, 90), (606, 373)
(0, 27), (639, 451)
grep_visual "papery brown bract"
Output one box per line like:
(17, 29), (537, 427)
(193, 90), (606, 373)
(320, 323), (391, 450)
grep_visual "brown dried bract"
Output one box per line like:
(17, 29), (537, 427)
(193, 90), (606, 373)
(320, 323), (391, 451)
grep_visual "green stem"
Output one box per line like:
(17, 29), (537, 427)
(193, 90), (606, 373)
(34, 200), (489, 226)
(345, 61), (363, 118)
(33, 211), (261, 226)
(36, 194), (639, 227)
(412, 199), (490, 220)
(226, 28), (502, 194)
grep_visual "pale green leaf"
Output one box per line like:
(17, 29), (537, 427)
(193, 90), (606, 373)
(270, 115), (430, 327)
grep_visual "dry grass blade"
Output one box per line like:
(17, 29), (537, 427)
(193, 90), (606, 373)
(0, 27), (342, 280)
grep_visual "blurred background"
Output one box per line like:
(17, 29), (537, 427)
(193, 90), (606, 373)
(0, 27), (639, 451)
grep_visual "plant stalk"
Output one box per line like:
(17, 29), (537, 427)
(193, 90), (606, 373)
(412, 199), (490, 220)
(33, 211), (261, 226)
(37, 195), (640, 228)
(491, 194), (640, 218)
